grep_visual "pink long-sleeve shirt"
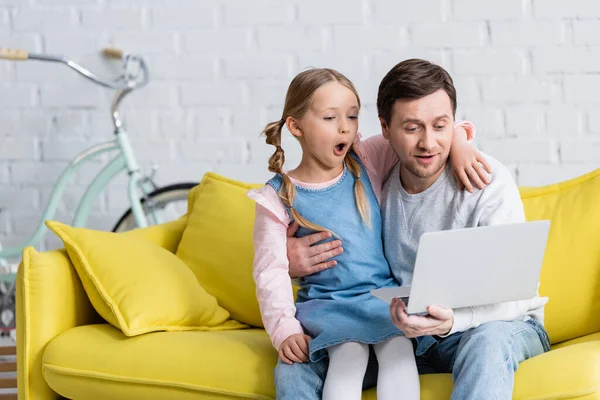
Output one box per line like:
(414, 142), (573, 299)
(248, 124), (475, 350)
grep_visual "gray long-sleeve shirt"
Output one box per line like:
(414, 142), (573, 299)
(381, 154), (547, 335)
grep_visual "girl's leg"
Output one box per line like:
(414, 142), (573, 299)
(373, 336), (420, 400)
(322, 341), (369, 400)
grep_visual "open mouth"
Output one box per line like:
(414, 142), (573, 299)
(415, 154), (437, 165)
(333, 142), (348, 156)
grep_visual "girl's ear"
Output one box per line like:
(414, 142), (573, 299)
(286, 116), (303, 138)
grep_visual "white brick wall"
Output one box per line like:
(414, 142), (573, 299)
(1, 0), (600, 251)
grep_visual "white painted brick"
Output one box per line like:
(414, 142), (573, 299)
(14, 61), (73, 83)
(158, 110), (193, 138)
(123, 83), (179, 108)
(112, 32), (177, 55)
(0, 164), (9, 184)
(490, 21), (563, 47)
(533, 48), (600, 74)
(560, 140), (600, 163)
(41, 138), (90, 161)
(372, 51), (447, 78)
(81, 7), (144, 30)
(452, 50), (524, 75)
(0, 84), (37, 108)
(150, 55), (215, 80)
(333, 26), (408, 52)
(479, 138), (557, 163)
(0, 139), (37, 161)
(0, 33), (42, 51)
(18, 111), (50, 138)
(89, 111), (116, 138)
(533, 0), (600, 19)
(358, 105), (383, 137)
(0, 111), (19, 137)
(459, 107), (505, 137)
(177, 139), (246, 164)
(247, 81), (289, 107)
(223, 55), (289, 79)
(150, 162), (210, 187)
(223, 1), (292, 27)
(518, 164), (600, 186)
(452, 77), (481, 105)
(248, 134), (303, 167)
(183, 29), (249, 54)
(180, 82), (246, 106)
(37, 0), (99, 4)
(373, 0), (445, 24)
(189, 108), (231, 137)
(149, 6), (214, 30)
(257, 27), (323, 53)
(127, 138), (174, 162)
(123, 110), (160, 139)
(0, 9), (9, 35)
(574, 21), (600, 46)
(412, 24), (484, 48)
(230, 107), (267, 138)
(44, 32), (105, 55)
(545, 106), (582, 137)
(297, 54), (368, 82)
(0, 187), (39, 211)
(12, 8), (76, 32)
(565, 76), (600, 104)
(453, 0), (524, 21)
(505, 105), (544, 136)
(481, 77), (562, 104)
(40, 84), (106, 108)
(49, 110), (90, 137)
(10, 161), (67, 185)
(298, 0), (364, 25)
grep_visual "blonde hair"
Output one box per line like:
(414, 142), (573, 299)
(262, 68), (371, 233)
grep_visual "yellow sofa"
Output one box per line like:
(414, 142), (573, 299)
(17, 169), (600, 400)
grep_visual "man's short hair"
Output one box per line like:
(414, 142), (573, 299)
(377, 58), (457, 124)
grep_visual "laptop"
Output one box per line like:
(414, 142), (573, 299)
(371, 220), (550, 315)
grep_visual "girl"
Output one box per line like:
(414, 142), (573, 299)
(248, 69), (482, 399)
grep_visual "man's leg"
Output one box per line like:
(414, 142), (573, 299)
(274, 357), (328, 400)
(438, 320), (550, 400)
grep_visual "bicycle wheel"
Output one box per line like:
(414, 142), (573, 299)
(112, 182), (197, 233)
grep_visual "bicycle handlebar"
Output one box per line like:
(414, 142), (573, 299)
(0, 47), (148, 91)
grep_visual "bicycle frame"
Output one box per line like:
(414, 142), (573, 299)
(0, 127), (155, 263)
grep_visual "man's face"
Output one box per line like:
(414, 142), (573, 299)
(380, 89), (454, 181)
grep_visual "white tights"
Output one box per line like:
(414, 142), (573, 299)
(322, 336), (419, 400)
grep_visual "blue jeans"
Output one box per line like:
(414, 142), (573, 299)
(274, 319), (550, 400)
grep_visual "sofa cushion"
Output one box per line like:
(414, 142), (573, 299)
(42, 324), (600, 400)
(176, 173), (264, 327)
(46, 221), (244, 336)
(519, 168), (600, 344)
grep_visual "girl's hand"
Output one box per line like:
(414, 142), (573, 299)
(450, 126), (493, 192)
(279, 333), (311, 364)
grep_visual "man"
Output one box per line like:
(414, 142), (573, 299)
(280, 59), (550, 399)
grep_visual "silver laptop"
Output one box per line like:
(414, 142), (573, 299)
(371, 220), (550, 314)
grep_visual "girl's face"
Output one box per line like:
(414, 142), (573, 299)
(292, 81), (360, 172)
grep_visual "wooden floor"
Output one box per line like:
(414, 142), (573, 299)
(0, 346), (17, 400)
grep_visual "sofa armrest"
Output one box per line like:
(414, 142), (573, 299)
(17, 247), (101, 400)
(17, 216), (188, 400)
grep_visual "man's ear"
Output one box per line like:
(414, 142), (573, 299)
(379, 117), (390, 140)
(286, 116), (303, 138)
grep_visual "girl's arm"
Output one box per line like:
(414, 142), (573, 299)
(248, 186), (304, 351)
(355, 121), (485, 199)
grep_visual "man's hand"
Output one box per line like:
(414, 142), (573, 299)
(279, 333), (311, 364)
(286, 222), (343, 279)
(390, 298), (454, 338)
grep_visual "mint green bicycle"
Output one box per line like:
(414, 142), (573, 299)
(0, 47), (197, 272)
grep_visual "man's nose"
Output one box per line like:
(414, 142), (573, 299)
(419, 128), (436, 150)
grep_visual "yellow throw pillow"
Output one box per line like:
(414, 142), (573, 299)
(176, 173), (264, 327)
(519, 168), (600, 344)
(46, 220), (245, 336)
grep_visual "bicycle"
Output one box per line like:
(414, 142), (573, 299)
(0, 47), (198, 275)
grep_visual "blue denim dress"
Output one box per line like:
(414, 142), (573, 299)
(267, 153), (404, 362)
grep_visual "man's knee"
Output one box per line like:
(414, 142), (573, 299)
(274, 359), (328, 399)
